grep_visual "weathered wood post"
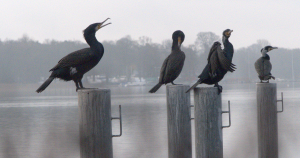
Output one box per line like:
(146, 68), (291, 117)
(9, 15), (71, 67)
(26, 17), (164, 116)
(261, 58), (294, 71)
(166, 85), (192, 158)
(78, 89), (122, 158)
(193, 87), (230, 158)
(256, 83), (278, 158)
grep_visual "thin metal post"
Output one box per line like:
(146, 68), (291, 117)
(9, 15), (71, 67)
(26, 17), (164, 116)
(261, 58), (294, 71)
(256, 83), (278, 158)
(112, 105), (122, 137)
(166, 85), (192, 158)
(78, 89), (113, 158)
(194, 87), (223, 158)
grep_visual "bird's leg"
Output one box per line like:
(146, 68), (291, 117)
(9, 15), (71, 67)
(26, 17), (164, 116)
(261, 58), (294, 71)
(79, 80), (85, 89)
(79, 79), (97, 90)
(74, 80), (80, 91)
(214, 83), (223, 94)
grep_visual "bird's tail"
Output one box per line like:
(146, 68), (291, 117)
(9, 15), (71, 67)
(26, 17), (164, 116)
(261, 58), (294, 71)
(149, 83), (163, 93)
(36, 77), (55, 93)
(186, 80), (201, 93)
(270, 76), (275, 80)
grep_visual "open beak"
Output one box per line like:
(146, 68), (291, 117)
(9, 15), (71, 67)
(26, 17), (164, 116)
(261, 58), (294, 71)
(96, 18), (111, 30)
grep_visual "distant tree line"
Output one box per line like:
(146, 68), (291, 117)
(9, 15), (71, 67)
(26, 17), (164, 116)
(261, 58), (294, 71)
(0, 33), (299, 84)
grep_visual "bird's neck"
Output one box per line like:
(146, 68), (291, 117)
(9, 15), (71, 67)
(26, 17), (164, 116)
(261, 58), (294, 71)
(84, 32), (104, 54)
(262, 54), (270, 60)
(172, 41), (181, 51)
(222, 36), (234, 60)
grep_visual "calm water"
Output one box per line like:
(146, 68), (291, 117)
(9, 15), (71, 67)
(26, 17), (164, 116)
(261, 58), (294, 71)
(0, 82), (299, 158)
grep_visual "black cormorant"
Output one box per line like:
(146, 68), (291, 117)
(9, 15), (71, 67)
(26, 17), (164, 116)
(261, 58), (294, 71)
(254, 45), (278, 83)
(36, 18), (111, 93)
(149, 30), (185, 93)
(186, 29), (236, 94)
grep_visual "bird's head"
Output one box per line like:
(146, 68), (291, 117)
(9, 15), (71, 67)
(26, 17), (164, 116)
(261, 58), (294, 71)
(83, 18), (111, 35)
(172, 30), (185, 47)
(261, 46), (278, 53)
(223, 29), (233, 38)
(261, 45), (278, 57)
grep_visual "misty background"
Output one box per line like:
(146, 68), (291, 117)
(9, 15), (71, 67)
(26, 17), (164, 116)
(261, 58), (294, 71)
(0, 33), (298, 85)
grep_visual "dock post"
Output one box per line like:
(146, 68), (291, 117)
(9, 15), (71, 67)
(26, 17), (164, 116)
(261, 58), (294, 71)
(193, 87), (227, 158)
(166, 85), (192, 158)
(256, 83), (278, 158)
(78, 89), (122, 158)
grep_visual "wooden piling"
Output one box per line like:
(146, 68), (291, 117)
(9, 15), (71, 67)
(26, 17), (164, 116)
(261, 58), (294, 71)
(78, 89), (113, 158)
(193, 87), (223, 158)
(256, 83), (278, 158)
(166, 85), (192, 158)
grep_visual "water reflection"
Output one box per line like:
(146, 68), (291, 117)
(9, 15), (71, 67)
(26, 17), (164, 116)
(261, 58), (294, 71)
(0, 83), (299, 157)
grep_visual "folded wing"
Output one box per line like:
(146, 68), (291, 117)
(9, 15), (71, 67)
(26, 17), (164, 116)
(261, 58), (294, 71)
(50, 48), (94, 71)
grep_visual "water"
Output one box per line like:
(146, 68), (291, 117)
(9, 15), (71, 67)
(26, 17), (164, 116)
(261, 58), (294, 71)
(0, 83), (299, 158)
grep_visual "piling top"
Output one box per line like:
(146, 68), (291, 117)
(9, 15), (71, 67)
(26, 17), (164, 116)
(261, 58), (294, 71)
(194, 87), (218, 93)
(166, 85), (189, 89)
(77, 88), (110, 94)
(256, 82), (276, 88)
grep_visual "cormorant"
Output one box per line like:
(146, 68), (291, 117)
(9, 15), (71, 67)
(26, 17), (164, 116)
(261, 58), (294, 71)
(186, 29), (236, 94)
(254, 45), (278, 83)
(149, 30), (185, 93)
(36, 18), (111, 93)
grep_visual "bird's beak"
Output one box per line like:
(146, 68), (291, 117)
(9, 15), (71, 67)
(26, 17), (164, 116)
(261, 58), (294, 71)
(178, 37), (181, 47)
(96, 18), (111, 30)
(229, 30), (233, 35)
(268, 47), (278, 52)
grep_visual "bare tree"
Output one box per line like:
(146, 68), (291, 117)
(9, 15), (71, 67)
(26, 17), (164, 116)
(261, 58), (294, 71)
(194, 32), (220, 54)
(257, 39), (271, 48)
(138, 36), (152, 46)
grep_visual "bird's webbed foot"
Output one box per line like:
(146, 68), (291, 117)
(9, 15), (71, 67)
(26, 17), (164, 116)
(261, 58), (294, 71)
(171, 82), (182, 85)
(214, 83), (223, 94)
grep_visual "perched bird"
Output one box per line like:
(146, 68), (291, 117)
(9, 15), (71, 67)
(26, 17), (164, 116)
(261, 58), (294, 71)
(149, 30), (185, 93)
(186, 29), (236, 94)
(254, 46), (278, 83)
(36, 18), (111, 93)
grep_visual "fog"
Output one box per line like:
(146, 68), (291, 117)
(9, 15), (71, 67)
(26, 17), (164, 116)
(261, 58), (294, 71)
(0, 33), (299, 85)
(0, 33), (299, 157)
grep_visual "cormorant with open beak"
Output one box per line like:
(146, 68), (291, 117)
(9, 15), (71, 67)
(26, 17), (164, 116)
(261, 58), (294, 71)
(36, 18), (111, 93)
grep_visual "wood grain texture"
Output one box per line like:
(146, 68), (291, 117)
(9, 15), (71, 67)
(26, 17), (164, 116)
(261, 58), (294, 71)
(194, 87), (223, 158)
(78, 89), (113, 158)
(166, 85), (192, 158)
(256, 83), (278, 158)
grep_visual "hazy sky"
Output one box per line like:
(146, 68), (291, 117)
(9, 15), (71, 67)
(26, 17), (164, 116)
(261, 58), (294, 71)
(1, 0), (300, 49)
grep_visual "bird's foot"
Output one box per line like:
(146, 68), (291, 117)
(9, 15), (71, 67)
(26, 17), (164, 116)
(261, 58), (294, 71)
(214, 84), (223, 94)
(171, 82), (182, 85)
(76, 87), (98, 91)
